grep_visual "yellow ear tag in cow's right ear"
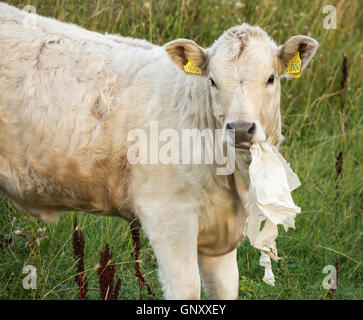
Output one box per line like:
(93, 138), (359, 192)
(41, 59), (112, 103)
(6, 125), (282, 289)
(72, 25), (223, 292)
(286, 51), (302, 78)
(184, 59), (202, 75)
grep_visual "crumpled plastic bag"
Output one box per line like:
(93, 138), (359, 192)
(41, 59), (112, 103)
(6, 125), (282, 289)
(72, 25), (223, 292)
(244, 142), (301, 286)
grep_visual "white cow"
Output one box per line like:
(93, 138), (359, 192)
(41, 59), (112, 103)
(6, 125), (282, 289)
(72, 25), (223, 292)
(0, 3), (318, 299)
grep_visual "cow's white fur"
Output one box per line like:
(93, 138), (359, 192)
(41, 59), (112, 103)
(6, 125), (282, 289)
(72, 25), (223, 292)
(0, 3), (318, 299)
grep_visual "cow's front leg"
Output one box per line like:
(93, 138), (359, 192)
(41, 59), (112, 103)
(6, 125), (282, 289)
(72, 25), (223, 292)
(137, 205), (200, 299)
(198, 249), (239, 299)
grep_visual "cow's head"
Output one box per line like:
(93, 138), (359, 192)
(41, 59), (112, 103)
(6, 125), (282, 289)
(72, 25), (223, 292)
(165, 23), (318, 150)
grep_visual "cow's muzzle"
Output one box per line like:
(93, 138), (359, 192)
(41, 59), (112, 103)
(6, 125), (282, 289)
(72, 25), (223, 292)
(226, 121), (256, 149)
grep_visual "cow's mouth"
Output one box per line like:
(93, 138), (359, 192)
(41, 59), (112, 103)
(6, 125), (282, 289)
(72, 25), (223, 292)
(235, 142), (251, 150)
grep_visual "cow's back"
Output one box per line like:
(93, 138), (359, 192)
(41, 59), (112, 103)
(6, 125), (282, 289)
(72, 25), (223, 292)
(0, 3), (162, 221)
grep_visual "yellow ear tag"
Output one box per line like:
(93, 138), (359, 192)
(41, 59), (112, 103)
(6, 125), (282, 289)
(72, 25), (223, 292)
(286, 51), (302, 78)
(184, 59), (202, 75)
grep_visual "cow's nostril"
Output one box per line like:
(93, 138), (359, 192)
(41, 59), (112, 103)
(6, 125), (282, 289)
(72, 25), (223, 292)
(248, 123), (256, 136)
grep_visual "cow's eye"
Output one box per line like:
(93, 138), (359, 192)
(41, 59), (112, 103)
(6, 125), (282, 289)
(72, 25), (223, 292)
(267, 74), (274, 85)
(209, 77), (217, 88)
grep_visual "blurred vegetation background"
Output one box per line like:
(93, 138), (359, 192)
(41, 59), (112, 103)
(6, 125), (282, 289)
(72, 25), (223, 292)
(0, 0), (362, 299)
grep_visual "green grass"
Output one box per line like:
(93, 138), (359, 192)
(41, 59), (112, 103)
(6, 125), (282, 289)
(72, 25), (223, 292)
(0, 0), (362, 300)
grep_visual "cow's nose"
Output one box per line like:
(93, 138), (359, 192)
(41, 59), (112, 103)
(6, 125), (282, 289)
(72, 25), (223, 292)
(226, 121), (256, 149)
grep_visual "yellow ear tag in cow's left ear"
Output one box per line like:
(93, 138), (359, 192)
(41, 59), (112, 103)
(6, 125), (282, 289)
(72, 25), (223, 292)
(286, 51), (302, 78)
(184, 59), (202, 75)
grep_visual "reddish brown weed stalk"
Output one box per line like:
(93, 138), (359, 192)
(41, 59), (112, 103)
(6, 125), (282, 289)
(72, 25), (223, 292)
(97, 243), (121, 300)
(72, 217), (88, 300)
(131, 222), (154, 299)
(335, 54), (348, 198)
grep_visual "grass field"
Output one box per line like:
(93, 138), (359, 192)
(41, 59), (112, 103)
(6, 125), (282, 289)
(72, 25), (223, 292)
(0, 0), (362, 300)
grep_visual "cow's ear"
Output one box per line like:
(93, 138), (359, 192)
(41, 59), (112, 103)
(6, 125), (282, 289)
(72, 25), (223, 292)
(278, 35), (318, 77)
(164, 39), (208, 76)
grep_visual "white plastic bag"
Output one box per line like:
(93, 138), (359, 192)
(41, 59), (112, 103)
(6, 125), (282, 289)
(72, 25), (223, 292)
(245, 142), (301, 285)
